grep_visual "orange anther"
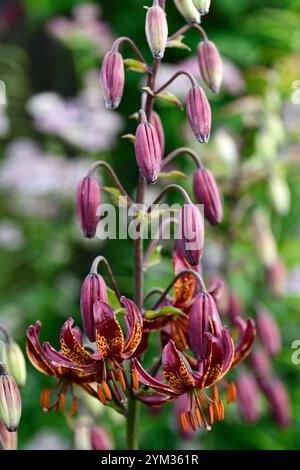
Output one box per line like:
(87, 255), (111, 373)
(70, 397), (78, 417)
(195, 407), (202, 428)
(208, 403), (214, 426)
(132, 368), (139, 391)
(118, 369), (127, 392)
(188, 412), (196, 432)
(40, 389), (50, 410)
(102, 381), (112, 401)
(180, 411), (189, 433)
(97, 385), (107, 405)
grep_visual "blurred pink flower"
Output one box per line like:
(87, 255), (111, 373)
(47, 3), (113, 56)
(27, 72), (123, 152)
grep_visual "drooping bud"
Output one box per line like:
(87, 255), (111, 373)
(91, 426), (112, 450)
(174, 0), (201, 23)
(4, 342), (27, 387)
(236, 373), (260, 423)
(145, 2), (168, 59)
(76, 176), (101, 239)
(189, 292), (221, 360)
(80, 273), (108, 342)
(100, 51), (125, 109)
(265, 257), (286, 298)
(260, 377), (291, 428)
(227, 291), (244, 323)
(150, 111), (165, 156)
(193, 167), (223, 225)
(0, 419), (17, 450)
(250, 348), (271, 378)
(187, 85), (211, 143)
(252, 209), (277, 268)
(0, 365), (22, 432)
(198, 40), (223, 93)
(256, 308), (281, 357)
(179, 202), (204, 266)
(192, 0), (211, 14)
(135, 111), (162, 184)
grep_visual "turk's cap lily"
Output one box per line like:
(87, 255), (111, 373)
(76, 175), (101, 239)
(198, 40), (223, 94)
(231, 317), (256, 368)
(80, 272), (108, 342)
(100, 50), (125, 110)
(135, 112), (162, 184)
(187, 85), (211, 144)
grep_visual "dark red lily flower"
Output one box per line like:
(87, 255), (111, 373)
(133, 335), (232, 432)
(231, 317), (256, 368)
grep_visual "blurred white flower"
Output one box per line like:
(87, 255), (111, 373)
(0, 106), (9, 137)
(0, 220), (24, 250)
(27, 71), (123, 152)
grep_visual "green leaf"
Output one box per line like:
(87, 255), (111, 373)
(159, 170), (188, 180)
(156, 92), (184, 110)
(124, 58), (148, 74)
(107, 287), (120, 309)
(122, 133), (136, 143)
(142, 86), (155, 96)
(144, 245), (162, 271)
(158, 306), (184, 316)
(167, 36), (191, 52)
(103, 187), (129, 207)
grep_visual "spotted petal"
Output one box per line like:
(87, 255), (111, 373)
(121, 296), (143, 358)
(199, 333), (224, 388)
(94, 301), (124, 359)
(60, 318), (96, 365)
(133, 358), (176, 396)
(26, 322), (57, 377)
(172, 251), (196, 308)
(162, 340), (195, 393)
(219, 327), (235, 377)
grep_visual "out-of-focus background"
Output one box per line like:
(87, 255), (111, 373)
(0, 0), (300, 450)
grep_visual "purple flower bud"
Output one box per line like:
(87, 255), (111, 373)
(265, 257), (286, 298)
(76, 176), (101, 239)
(250, 349), (271, 378)
(100, 51), (125, 109)
(189, 292), (221, 360)
(91, 426), (112, 450)
(198, 40), (223, 93)
(227, 291), (244, 323)
(150, 111), (165, 156)
(179, 202), (204, 266)
(187, 85), (211, 143)
(260, 377), (291, 428)
(80, 273), (108, 342)
(192, 0), (211, 15)
(146, 3), (168, 59)
(256, 308), (282, 357)
(0, 365), (22, 432)
(237, 373), (260, 423)
(0, 419), (17, 450)
(193, 167), (223, 225)
(135, 114), (162, 184)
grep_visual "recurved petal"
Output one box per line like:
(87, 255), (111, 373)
(121, 296), (143, 358)
(162, 340), (195, 393)
(137, 394), (174, 407)
(200, 333), (224, 388)
(172, 250), (196, 308)
(219, 327), (235, 378)
(26, 322), (57, 377)
(60, 318), (96, 366)
(232, 318), (256, 368)
(94, 302), (124, 359)
(189, 293), (210, 361)
(132, 358), (175, 396)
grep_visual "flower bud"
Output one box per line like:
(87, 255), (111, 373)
(0, 365), (21, 432)
(252, 209), (277, 267)
(100, 51), (125, 109)
(174, 0), (201, 23)
(227, 291), (244, 323)
(189, 292), (221, 360)
(187, 85), (211, 143)
(150, 111), (165, 156)
(237, 373), (260, 423)
(146, 3), (168, 59)
(250, 348), (271, 378)
(260, 377), (291, 428)
(91, 426), (112, 450)
(198, 40), (223, 93)
(192, 0), (211, 14)
(265, 257), (286, 298)
(5, 341), (27, 387)
(135, 113), (162, 184)
(256, 308), (281, 357)
(179, 202), (204, 266)
(80, 273), (108, 342)
(0, 419), (17, 450)
(76, 176), (101, 239)
(193, 167), (223, 225)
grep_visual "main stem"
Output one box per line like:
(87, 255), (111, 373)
(127, 56), (161, 451)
